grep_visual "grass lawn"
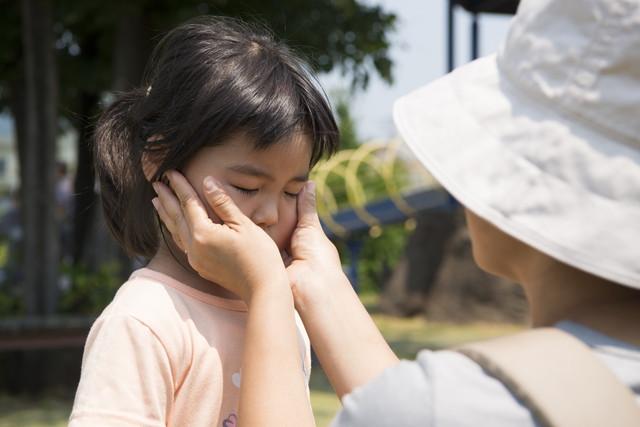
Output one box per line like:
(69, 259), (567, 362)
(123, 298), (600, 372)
(0, 293), (523, 426)
(0, 394), (72, 427)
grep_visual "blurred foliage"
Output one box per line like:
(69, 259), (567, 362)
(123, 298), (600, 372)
(329, 94), (410, 294)
(0, 241), (121, 317)
(0, 0), (396, 119)
(358, 223), (409, 294)
(58, 261), (122, 315)
(203, 0), (397, 89)
(332, 89), (360, 150)
(0, 240), (23, 317)
(0, 281), (23, 317)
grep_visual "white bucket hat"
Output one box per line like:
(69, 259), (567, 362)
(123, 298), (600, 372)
(393, 0), (640, 289)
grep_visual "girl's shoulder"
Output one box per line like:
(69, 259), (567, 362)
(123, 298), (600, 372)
(101, 268), (181, 315)
(89, 269), (189, 340)
(94, 268), (248, 345)
(107, 268), (246, 314)
(129, 267), (248, 310)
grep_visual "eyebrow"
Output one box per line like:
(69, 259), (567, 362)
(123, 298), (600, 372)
(226, 163), (309, 182)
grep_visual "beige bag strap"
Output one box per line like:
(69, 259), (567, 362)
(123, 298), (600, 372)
(455, 328), (640, 427)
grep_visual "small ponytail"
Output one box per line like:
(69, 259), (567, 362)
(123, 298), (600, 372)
(93, 88), (159, 258)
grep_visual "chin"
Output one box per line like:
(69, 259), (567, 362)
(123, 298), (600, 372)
(476, 259), (517, 282)
(473, 251), (503, 277)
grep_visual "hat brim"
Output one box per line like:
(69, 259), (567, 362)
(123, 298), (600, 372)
(393, 54), (640, 289)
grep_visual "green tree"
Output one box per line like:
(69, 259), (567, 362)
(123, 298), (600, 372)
(332, 90), (360, 150)
(0, 0), (396, 314)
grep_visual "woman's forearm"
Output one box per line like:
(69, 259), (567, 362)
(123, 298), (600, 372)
(295, 272), (399, 400)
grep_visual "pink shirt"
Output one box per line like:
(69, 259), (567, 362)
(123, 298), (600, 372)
(70, 268), (311, 426)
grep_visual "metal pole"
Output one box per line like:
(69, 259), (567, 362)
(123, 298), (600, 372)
(447, 0), (455, 72)
(471, 11), (479, 60)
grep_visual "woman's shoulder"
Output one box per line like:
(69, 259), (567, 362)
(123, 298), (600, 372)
(556, 320), (640, 354)
(557, 320), (640, 402)
(332, 348), (536, 427)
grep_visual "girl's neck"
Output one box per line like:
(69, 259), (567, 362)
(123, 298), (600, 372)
(146, 242), (241, 300)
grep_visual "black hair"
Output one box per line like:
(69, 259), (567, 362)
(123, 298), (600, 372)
(94, 16), (340, 259)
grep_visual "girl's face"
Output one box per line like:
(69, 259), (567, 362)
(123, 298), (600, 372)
(182, 133), (312, 251)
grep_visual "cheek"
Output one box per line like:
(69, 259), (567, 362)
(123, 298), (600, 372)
(282, 206), (298, 234)
(273, 204), (298, 248)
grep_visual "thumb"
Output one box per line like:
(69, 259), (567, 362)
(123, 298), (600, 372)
(297, 181), (322, 229)
(203, 176), (245, 226)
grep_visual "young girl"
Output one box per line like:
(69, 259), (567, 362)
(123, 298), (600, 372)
(153, 0), (640, 425)
(69, 16), (339, 426)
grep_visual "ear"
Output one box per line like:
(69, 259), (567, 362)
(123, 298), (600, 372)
(141, 135), (164, 181)
(142, 151), (162, 181)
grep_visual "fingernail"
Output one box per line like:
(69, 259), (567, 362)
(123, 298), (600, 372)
(306, 181), (316, 195)
(151, 197), (160, 210)
(203, 176), (219, 193)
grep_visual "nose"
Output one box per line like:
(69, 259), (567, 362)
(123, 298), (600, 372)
(251, 198), (279, 230)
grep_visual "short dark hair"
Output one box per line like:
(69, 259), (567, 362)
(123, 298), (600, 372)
(94, 16), (340, 259)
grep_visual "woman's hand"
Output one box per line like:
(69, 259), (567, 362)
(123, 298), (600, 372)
(152, 170), (287, 303)
(285, 181), (399, 399)
(286, 181), (348, 310)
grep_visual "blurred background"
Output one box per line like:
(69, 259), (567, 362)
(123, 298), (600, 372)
(0, 0), (527, 424)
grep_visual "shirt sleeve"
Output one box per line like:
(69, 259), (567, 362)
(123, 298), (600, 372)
(295, 310), (312, 388)
(69, 314), (175, 426)
(331, 349), (537, 427)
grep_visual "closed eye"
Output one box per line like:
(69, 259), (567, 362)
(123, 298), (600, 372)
(233, 185), (299, 199)
(233, 186), (258, 196)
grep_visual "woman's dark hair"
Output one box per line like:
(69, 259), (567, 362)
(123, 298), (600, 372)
(94, 16), (340, 259)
